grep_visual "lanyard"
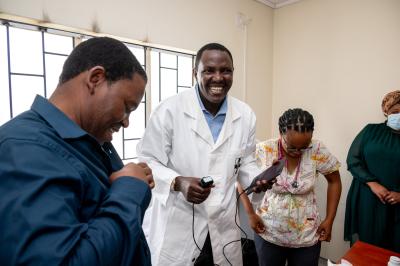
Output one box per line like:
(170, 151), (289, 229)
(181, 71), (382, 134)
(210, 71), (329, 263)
(278, 138), (301, 188)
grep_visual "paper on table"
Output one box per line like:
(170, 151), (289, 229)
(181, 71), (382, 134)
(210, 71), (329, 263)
(388, 256), (400, 266)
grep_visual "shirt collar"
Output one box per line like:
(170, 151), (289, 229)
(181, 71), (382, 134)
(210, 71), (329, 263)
(195, 84), (227, 116)
(31, 95), (88, 139)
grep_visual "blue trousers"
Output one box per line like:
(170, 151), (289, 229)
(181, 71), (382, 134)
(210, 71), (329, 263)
(254, 234), (321, 266)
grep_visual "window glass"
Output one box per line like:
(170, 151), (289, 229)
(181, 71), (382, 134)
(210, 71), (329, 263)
(112, 129), (124, 160)
(11, 75), (44, 117)
(178, 55), (193, 87)
(178, 86), (191, 93)
(127, 44), (145, 66)
(124, 139), (140, 159)
(44, 32), (73, 54)
(9, 27), (43, 75)
(150, 50), (160, 111)
(45, 54), (67, 97)
(0, 25), (10, 125)
(0, 21), (194, 164)
(160, 52), (177, 68)
(160, 68), (177, 101)
(124, 103), (145, 139)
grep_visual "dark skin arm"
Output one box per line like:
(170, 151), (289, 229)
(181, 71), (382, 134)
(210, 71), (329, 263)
(173, 172), (274, 204)
(174, 176), (213, 204)
(384, 190), (400, 205)
(367, 181), (390, 204)
(238, 183), (266, 234)
(109, 162), (155, 189)
(317, 170), (341, 242)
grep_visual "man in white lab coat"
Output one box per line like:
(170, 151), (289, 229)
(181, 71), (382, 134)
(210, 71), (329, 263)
(137, 43), (262, 266)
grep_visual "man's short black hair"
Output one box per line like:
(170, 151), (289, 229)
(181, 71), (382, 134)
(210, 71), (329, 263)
(59, 37), (147, 84)
(194, 43), (233, 69)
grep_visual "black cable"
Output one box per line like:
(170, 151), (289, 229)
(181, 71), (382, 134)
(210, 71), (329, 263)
(222, 190), (248, 266)
(192, 203), (202, 252)
(192, 203), (220, 266)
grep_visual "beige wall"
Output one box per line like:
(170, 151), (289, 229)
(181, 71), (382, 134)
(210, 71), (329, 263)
(273, 0), (400, 261)
(0, 0), (274, 140)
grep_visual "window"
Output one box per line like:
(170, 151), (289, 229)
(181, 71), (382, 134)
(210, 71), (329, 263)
(0, 18), (195, 163)
(150, 50), (194, 112)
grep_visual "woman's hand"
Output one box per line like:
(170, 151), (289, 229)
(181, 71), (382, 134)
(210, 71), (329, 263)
(248, 213), (266, 234)
(367, 182), (390, 204)
(384, 191), (400, 205)
(317, 219), (333, 242)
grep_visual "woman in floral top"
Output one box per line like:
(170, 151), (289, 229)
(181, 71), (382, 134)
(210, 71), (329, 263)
(240, 108), (342, 266)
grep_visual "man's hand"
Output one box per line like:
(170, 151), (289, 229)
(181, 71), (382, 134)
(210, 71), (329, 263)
(109, 162), (155, 189)
(248, 213), (266, 234)
(367, 182), (389, 204)
(174, 176), (212, 204)
(384, 191), (400, 205)
(317, 218), (333, 242)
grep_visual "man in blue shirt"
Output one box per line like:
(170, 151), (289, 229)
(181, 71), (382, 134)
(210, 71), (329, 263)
(0, 37), (154, 265)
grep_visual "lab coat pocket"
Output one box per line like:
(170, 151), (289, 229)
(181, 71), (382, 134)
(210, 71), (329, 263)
(160, 203), (193, 261)
(206, 150), (241, 206)
(224, 150), (243, 185)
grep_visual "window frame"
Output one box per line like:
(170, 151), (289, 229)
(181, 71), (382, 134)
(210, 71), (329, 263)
(0, 14), (196, 163)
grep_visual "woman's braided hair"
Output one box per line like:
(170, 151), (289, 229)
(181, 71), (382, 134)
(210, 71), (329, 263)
(278, 108), (314, 134)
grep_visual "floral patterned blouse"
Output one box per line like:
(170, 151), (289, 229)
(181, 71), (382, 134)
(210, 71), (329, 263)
(254, 138), (340, 248)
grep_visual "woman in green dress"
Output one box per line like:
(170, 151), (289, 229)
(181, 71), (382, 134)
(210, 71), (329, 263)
(344, 90), (400, 252)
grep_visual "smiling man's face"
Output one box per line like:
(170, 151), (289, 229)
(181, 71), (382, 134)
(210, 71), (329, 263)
(85, 73), (146, 144)
(195, 49), (233, 110)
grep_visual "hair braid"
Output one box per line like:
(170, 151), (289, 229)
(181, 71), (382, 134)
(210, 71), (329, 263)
(278, 108), (314, 134)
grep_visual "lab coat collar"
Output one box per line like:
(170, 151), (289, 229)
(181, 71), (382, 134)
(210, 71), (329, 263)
(182, 87), (241, 150)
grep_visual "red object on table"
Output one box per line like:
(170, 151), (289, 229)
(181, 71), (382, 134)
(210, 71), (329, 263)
(342, 241), (400, 266)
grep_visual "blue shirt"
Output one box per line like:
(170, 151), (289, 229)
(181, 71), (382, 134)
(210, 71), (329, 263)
(195, 86), (227, 142)
(0, 95), (152, 265)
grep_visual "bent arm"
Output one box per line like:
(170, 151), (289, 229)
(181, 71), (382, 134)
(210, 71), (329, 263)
(237, 113), (265, 204)
(237, 183), (256, 216)
(347, 125), (377, 183)
(0, 140), (151, 265)
(324, 170), (342, 222)
(136, 107), (180, 205)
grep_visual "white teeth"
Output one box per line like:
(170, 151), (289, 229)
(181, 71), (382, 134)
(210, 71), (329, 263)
(210, 87), (223, 94)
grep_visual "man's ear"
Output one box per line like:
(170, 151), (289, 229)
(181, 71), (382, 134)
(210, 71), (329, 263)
(87, 66), (106, 94)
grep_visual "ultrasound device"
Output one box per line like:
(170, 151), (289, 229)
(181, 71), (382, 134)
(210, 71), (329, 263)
(244, 159), (285, 195)
(200, 176), (214, 188)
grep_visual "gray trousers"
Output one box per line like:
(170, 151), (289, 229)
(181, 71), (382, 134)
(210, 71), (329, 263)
(254, 234), (321, 266)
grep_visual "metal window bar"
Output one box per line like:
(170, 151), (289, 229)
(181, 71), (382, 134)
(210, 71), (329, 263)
(143, 46), (148, 133)
(1, 17), (195, 162)
(45, 51), (70, 57)
(5, 23), (13, 119)
(41, 29), (47, 98)
(176, 55), (179, 94)
(158, 52), (161, 103)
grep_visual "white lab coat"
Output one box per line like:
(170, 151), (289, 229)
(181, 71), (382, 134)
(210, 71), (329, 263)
(137, 88), (261, 266)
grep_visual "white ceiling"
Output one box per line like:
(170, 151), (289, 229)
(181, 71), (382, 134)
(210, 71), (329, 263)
(256, 0), (303, 8)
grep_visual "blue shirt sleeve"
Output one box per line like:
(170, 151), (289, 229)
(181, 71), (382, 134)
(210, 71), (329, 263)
(0, 139), (151, 265)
